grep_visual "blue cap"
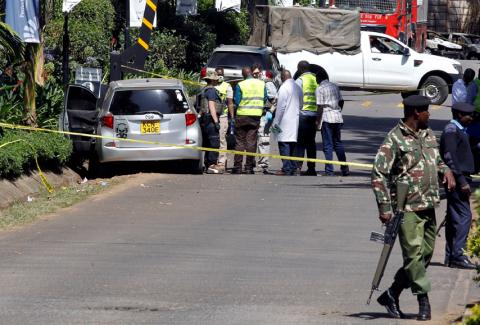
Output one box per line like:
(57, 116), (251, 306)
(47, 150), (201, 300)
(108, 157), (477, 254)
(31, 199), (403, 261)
(452, 102), (474, 114)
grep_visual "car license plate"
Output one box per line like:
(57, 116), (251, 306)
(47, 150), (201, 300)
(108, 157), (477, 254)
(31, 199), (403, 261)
(141, 120), (160, 134)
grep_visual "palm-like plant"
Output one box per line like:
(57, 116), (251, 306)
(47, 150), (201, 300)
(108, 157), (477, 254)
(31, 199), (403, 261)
(0, 22), (25, 65)
(0, 22), (42, 126)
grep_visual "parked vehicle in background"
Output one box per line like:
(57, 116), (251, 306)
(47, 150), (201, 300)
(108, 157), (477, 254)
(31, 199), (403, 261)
(332, 0), (428, 52)
(249, 6), (462, 106)
(442, 32), (480, 59)
(60, 78), (204, 174)
(201, 45), (282, 87)
(425, 30), (463, 58)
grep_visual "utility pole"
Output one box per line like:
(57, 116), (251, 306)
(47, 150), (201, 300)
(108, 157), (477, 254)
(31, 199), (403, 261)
(125, 0), (130, 49)
(62, 13), (69, 86)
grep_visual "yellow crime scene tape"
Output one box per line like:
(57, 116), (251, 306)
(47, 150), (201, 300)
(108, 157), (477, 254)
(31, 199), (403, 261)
(0, 138), (54, 193)
(0, 122), (374, 171)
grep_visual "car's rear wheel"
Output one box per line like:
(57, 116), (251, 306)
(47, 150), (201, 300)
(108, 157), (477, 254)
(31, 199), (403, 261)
(88, 153), (109, 178)
(420, 76), (449, 105)
(184, 159), (204, 174)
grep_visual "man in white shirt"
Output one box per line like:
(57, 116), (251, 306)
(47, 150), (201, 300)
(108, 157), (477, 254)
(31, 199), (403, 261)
(272, 70), (302, 175)
(316, 70), (349, 176)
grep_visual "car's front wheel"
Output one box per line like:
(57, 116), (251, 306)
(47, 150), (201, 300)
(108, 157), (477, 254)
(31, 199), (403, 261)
(420, 76), (449, 105)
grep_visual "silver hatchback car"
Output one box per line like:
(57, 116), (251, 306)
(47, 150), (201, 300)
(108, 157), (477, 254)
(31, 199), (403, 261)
(61, 78), (203, 174)
(96, 78), (203, 171)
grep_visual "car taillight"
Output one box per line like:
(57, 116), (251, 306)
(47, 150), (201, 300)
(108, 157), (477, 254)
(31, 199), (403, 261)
(185, 112), (197, 126)
(102, 113), (114, 129)
(200, 67), (207, 78)
(265, 70), (274, 79)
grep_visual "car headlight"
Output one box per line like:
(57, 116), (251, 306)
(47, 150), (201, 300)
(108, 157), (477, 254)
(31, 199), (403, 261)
(453, 64), (462, 74)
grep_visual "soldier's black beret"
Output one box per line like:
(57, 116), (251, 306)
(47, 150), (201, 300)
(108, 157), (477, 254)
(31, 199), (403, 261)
(452, 102), (474, 114)
(402, 95), (430, 111)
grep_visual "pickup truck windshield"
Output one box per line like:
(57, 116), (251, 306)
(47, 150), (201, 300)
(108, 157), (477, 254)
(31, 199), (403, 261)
(109, 89), (189, 115)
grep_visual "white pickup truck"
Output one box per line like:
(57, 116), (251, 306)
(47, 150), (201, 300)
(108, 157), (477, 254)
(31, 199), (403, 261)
(277, 30), (462, 105)
(249, 7), (461, 105)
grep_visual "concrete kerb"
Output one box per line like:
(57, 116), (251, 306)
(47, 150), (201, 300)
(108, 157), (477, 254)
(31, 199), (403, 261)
(0, 167), (82, 210)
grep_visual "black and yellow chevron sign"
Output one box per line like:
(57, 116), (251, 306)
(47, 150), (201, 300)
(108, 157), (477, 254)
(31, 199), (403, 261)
(137, 0), (159, 51)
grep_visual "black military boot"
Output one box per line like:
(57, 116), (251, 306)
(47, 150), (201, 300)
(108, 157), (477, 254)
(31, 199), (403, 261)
(377, 288), (402, 319)
(417, 294), (431, 321)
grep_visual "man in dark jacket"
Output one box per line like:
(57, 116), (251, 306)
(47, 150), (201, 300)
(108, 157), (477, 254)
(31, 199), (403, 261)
(440, 102), (477, 270)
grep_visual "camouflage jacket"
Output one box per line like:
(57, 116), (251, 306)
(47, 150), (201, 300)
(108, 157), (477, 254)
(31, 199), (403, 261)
(371, 120), (450, 215)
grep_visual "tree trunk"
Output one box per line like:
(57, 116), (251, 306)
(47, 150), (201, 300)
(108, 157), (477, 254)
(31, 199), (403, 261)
(23, 43), (44, 127)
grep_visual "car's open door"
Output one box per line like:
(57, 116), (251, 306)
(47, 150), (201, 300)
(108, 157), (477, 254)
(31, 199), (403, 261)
(59, 84), (99, 156)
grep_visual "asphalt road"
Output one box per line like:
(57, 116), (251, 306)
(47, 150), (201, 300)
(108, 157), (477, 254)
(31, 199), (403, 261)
(0, 92), (478, 324)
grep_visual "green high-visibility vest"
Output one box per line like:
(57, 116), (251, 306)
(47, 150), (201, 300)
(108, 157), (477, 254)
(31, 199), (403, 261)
(300, 73), (318, 112)
(475, 79), (480, 113)
(215, 81), (230, 115)
(237, 78), (265, 117)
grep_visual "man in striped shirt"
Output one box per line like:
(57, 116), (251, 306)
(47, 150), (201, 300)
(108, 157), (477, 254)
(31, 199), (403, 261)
(316, 70), (350, 176)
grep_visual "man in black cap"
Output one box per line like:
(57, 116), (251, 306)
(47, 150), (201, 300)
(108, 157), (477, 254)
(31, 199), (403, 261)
(372, 95), (454, 320)
(440, 102), (477, 269)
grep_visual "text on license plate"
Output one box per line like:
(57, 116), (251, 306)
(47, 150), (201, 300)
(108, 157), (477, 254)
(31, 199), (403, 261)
(141, 120), (160, 134)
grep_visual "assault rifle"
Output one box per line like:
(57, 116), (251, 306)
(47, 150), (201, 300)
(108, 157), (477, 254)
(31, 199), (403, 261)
(366, 183), (409, 305)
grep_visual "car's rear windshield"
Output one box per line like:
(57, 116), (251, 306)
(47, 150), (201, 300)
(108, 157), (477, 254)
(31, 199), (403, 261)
(109, 89), (189, 115)
(208, 52), (266, 70)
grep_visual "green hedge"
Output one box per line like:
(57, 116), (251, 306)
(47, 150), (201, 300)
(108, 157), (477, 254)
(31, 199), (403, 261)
(464, 192), (480, 324)
(0, 129), (72, 178)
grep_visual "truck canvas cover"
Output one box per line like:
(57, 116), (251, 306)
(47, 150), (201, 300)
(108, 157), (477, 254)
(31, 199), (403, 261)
(248, 6), (361, 55)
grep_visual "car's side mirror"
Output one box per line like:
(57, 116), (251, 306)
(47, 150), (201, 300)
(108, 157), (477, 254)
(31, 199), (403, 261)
(403, 47), (410, 56)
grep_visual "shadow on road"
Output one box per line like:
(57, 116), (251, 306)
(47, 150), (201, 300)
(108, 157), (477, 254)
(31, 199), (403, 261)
(337, 116), (449, 164)
(284, 181), (372, 189)
(346, 312), (418, 320)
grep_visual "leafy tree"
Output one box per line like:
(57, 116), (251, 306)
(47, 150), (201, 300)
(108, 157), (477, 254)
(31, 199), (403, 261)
(43, 0), (115, 79)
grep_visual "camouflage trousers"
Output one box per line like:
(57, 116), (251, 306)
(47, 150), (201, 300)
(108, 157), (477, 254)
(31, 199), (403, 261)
(393, 209), (436, 295)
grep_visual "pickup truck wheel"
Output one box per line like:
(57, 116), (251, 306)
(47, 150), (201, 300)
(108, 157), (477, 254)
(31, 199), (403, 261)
(401, 91), (419, 99)
(420, 76), (448, 105)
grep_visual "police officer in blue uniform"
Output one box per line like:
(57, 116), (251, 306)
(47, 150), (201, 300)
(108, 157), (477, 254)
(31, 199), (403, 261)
(440, 102), (477, 270)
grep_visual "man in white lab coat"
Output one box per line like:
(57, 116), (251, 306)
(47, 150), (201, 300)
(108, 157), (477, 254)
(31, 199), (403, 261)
(272, 70), (303, 175)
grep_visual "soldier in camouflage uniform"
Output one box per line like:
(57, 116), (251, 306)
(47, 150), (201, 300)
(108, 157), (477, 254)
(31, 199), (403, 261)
(371, 95), (455, 321)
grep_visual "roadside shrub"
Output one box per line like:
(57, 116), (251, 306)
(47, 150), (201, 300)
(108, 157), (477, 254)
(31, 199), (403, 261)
(464, 191), (480, 324)
(0, 129), (72, 178)
(465, 304), (480, 324)
(0, 88), (24, 125)
(36, 64), (65, 129)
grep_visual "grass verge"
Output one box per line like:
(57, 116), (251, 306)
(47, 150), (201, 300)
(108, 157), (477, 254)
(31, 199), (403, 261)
(0, 178), (121, 230)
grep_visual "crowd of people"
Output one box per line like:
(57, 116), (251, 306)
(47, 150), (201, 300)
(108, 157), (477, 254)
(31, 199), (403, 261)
(196, 60), (349, 176)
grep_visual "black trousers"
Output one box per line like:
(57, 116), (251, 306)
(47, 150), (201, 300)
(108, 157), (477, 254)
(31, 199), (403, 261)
(201, 116), (220, 168)
(445, 179), (473, 264)
(233, 116), (260, 171)
(295, 114), (317, 170)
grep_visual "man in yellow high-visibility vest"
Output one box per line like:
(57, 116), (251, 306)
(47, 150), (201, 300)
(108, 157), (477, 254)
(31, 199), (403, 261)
(232, 66), (268, 174)
(294, 60), (318, 176)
